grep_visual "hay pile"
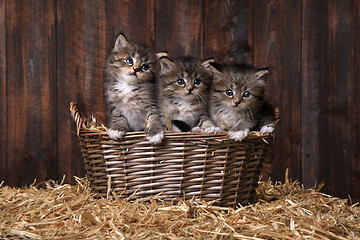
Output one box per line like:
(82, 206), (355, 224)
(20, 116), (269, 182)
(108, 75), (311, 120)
(1, 174), (359, 239)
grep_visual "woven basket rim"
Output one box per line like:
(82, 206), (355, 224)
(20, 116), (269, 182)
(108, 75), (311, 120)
(69, 101), (277, 141)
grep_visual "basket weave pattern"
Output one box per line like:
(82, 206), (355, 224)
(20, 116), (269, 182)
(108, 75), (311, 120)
(70, 102), (274, 207)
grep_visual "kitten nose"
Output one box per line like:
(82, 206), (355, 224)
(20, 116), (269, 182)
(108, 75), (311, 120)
(132, 66), (139, 72)
(233, 100), (240, 106)
(187, 87), (193, 93)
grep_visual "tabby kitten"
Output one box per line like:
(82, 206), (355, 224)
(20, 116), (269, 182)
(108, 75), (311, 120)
(158, 56), (221, 133)
(209, 64), (276, 141)
(104, 34), (166, 144)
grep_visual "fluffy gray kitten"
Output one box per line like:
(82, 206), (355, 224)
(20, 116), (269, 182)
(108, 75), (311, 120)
(104, 34), (166, 144)
(209, 64), (276, 141)
(158, 56), (221, 133)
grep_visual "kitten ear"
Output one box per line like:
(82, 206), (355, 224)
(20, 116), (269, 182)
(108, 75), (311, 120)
(160, 57), (176, 75)
(114, 34), (129, 51)
(203, 60), (222, 79)
(201, 58), (215, 68)
(255, 69), (269, 80)
(156, 52), (168, 59)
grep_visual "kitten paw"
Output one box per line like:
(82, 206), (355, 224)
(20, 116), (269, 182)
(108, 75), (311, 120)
(108, 129), (126, 140)
(202, 126), (222, 134)
(145, 119), (165, 144)
(146, 131), (164, 145)
(228, 129), (250, 141)
(191, 127), (201, 133)
(260, 124), (275, 134)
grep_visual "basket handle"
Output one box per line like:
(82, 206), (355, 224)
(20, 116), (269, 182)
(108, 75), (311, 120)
(70, 102), (87, 136)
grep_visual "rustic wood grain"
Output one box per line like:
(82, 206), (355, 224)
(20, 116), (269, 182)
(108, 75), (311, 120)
(0, 0), (6, 183)
(57, 0), (106, 184)
(253, 0), (302, 182)
(302, 0), (354, 199)
(315, 0), (353, 199)
(6, 0), (57, 186)
(204, 0), (251, 63)
(225, 0), (251, 64)
(155, 0), (203, 58)
(106, 0), (156, 52)
(352, 0), (360, 203)
(203, 0), (231, 62)
(203, 0), (251, 64)
(246, 0), (254, 65)
(301, 0), (324, 188)
(301, 1), (354, 199)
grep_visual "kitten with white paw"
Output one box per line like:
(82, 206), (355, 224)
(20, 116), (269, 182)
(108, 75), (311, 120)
(104, 33), (166, 144)
(158, 56), (221, 133)
(209, 64), (276, 141)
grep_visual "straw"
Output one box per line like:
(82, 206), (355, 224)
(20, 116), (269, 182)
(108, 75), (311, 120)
(0, 175), (359, 239)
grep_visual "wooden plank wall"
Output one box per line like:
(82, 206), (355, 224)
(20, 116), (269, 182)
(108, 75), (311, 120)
(0, 0), (6, 183)
(252, 0), (303, 186)
(5, 0), (57, 185)
(302, 0), (353, 200)
(353, 0), (360, 203)
(56, 0), (107, 187)
(0, 0), (359, 202)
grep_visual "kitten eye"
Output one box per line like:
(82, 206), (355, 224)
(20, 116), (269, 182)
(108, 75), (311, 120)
(194, 79), (201, 85)
(141, 64), (149, 71)
(242, 91), (251, 98)
(177, 79), (185, 85)
(225, 89), (234, 96)
(125, 58), (133, 65)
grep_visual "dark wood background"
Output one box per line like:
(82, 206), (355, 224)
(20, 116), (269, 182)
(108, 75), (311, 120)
(1, 0), (359, 203)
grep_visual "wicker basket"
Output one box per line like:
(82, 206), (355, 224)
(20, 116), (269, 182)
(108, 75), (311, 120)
(70, 102), (275, 207)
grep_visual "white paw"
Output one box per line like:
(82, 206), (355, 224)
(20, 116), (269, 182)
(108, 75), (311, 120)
(146, 131), (164, 145)
(191, 127), (201, 133)
(108, 129), (126, 140)
(228, 129), (250, 141)
(260, 125), (275, 134)
(203, 126), (222, 134)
